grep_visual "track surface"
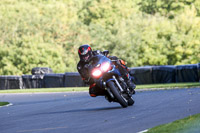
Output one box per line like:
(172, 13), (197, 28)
(0, 88), (200, 133)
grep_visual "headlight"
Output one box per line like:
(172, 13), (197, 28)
(101, 62), (111, 72)
(92, 69), (102, 78)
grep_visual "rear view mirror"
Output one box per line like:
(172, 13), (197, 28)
(103, 50), (109, 56)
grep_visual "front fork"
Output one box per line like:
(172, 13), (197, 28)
(112, 76), (124, 92)
(103, 75), (124, 99)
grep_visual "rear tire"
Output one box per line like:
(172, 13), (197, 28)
(107, 81), (128, 108)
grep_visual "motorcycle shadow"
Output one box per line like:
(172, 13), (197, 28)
(64, 106), (122, 113)
(41, 106), (123, 115)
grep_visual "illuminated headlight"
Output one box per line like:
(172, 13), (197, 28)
(92, 69), (102, 78)
(101, 62), (111, 72)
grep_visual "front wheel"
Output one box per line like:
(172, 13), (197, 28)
(107, 81), (128, 108)
(128, 97), (135, 106)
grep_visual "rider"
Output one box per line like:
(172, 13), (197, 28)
(77, 44), (136, 100)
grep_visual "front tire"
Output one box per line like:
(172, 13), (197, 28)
(107, 81), (128, 108)
(128, 97), (135, 106)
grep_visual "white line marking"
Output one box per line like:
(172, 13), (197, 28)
(6, 103), (13, 107)
(17, 126), (68, 132)
(137, 129), (149, 133)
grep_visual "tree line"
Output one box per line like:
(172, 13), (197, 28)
(0, 0), (200, 75)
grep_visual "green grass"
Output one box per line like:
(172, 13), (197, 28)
(146, 113), (200, 133)
(0, 82), (199, 93)
(0, 102), (9, 106)
(135, 82), (200, 89)
(0, 87), (88, 93)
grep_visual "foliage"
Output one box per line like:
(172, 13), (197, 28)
(0, 42), (66, 75)
(138, 0), (196, 18)
(0, 0), (200, 75)
(78, 0), (139, 27)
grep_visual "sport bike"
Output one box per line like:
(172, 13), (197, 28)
(87, 54), (134, 108)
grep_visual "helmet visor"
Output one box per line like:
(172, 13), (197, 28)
(81, 53), (90, 62)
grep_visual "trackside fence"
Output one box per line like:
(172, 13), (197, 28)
(0, 63), (200, 90)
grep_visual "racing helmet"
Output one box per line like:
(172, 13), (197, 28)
(78, 44), (93, 62)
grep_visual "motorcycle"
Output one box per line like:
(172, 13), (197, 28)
(86, 52), (134, 108)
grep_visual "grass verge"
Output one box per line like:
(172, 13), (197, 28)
(0, 82), (199, 94)
(136, 82), (200, 89)
(0, 87), (87, 93)
(0, 102), (9, 106)
(146, 113), (200, 133)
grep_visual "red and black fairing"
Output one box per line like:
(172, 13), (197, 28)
(88, 55), (122, 88)
(87, 54), (134, 108)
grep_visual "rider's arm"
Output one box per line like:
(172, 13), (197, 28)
(108, 55), (118, 62)
(77, 62), (93, 85)
(77, 62), (87, 79)
(92, 50), (110, 57)
(92, 50), (103, 55)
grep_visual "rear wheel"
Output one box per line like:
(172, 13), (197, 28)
(107, 81), (128, 108)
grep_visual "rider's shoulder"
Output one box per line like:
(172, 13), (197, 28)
(92, 50), (103, 55)
(108, 55), (118, 60)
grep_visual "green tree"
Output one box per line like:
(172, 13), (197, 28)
(138, 0), (196, 18)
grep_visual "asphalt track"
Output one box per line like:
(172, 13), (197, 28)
(0, 88), (200, 133)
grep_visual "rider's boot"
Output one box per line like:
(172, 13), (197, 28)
(114, 59), (136, 94)
(124, 74), (136, 94)
(126, 79), (136, 94)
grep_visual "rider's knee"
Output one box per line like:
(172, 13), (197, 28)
(90, 93), (97, 97)
(89, 85), (97, 97)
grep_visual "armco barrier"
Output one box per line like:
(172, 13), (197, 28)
(0, 63), (200, 89)
(22, 75), (44, 89)
(129, 66), (153, 84)
(64, 72), (86, 87)
(176, 64), (199, 82)
(152, 65), (176, 83)
(44, 73), (65, 88)
(0, 76), (23, 90)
